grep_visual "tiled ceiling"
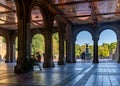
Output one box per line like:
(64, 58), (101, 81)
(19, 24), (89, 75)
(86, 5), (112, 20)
(0, 0), (44, 30)
(53, 0), (120, 24)
(0, 0), (17, 30)
(0, 0), (120, 30)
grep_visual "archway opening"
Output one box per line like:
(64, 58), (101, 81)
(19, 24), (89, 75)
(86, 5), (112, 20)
(98, 29), (117, 61)
(32, 34), (45, 62)
(52, 32), (59, 62)
(75, 31), (93, 62)
(30, 6), (45, 63)
(0, 36), (7, 62)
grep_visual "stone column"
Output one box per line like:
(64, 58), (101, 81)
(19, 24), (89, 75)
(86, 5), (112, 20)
(66, 25), (73, 63)
(58, 33), (65, 65)
(72, 40), (76, 63)
(55, 15), (66, 65)
(9, 31), (16, 62)
(5, 38), (10, 63)
(93, 39), (99, 63)
(43, 32), (54, 68)
(118, 41), (120, 63)
(66, 38), (73, 63)
(14, 13), (32, 73)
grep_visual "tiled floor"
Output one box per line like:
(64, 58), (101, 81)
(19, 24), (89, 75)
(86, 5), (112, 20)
(0, 59), (120, 86)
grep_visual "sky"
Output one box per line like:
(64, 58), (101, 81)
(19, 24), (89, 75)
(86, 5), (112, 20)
(75, 30), (117, 46)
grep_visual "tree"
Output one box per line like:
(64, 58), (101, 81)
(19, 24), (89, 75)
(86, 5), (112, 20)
(32, 34), (45, 54)
(52, 33), (59, 56)
(75, 44), (81, 57)
(109, 42), (116, 53)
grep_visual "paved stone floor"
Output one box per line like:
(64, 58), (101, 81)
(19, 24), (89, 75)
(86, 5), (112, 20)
(0, 59), (120, 86)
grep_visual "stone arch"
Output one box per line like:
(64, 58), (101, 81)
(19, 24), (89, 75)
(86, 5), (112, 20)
(0, 29), (9, 41)
(0, 29), (10, 62)
(97, 24), (120, 41)
(31, 33), (45, 54)
(31, 29), (45, 39)
(30, 1), (45, 28)
(31, 31), (45, 56)
(30, 0), (56, 31)
(73, 26), (94, 42)
(96, 24), (120, 62)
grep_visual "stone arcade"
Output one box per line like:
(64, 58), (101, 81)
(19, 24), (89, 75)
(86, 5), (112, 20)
(0, 0), (120, 85)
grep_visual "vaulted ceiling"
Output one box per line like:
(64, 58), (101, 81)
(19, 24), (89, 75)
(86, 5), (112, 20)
(0, 0), (120, 30)
(53, 0), (120, 24)
(0, 0), (44, 30)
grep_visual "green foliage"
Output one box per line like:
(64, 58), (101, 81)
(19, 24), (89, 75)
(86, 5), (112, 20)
(75, 44), (86, 57)
(75, 44), (81, 57)
(32, 33), (117, 59)
(98, 45), (109, 58)
(52, 33), (59, 55)
(53, 33), (59, 43)
(32, 34), (45, 54)
(109, 42), (117, 53)
(75, 42), (117, 58)
(2, 37), (6, 43)
(98, 43), (117, 58)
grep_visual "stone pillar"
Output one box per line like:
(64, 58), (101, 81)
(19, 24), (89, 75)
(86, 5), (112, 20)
(55, 15), (66, 65)
(66, 38), (73, 63)
(5, 38), (10, 63)
(9, 31), (16, 62)
(14, 13), (32, 73)
(66, 25), (73, 63)
(93, 39), (99, 63)
(58, 33), (65, 65)
(118, 41), (120, 63)
(72, 40), (76, 63)
(43, 32), (54, 68)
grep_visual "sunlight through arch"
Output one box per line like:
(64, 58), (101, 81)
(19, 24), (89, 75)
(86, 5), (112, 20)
(99, 30), (117, 45)
(98, 29), (117, 59)
(0, 36), (7, 61)
(75, 31), (93, 60)
(52, 32), (59, 62)
(32, 34), (45, 61)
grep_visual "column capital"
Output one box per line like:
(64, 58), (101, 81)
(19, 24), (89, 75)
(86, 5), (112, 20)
(92, 36), (99, 42)
(93, 38), (99, 42)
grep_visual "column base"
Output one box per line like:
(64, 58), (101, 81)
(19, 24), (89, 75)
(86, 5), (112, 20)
(14, 64), (33, 74)
(73, 59), (76, 63)
(5, 60), (9, 63)
(66, 60), (72, 63)
(93, 59), (99, 63)
(14, 58), (33, 73)
(66, 58), (72, 63)
(58, 61), (65, 65)
(43, 62), (54, 68)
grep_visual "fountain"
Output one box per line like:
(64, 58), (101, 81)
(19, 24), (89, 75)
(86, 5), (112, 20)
(84, 43), (91, 60)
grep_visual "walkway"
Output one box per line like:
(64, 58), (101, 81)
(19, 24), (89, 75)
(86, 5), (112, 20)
(0, 59), (120, 86)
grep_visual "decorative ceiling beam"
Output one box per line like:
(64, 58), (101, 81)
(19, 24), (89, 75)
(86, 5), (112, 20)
(0, 3), (15, 12)
(0, 18), (6, 22)
(32, 20), (44, 26)
(0, 10), (16, 14)
(54, 0), (111, 6)
(0, 22), (17, 25)
(66, 12), (120, 18)
(88, 0), (98, 26)
(32, 20), (43, 22)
